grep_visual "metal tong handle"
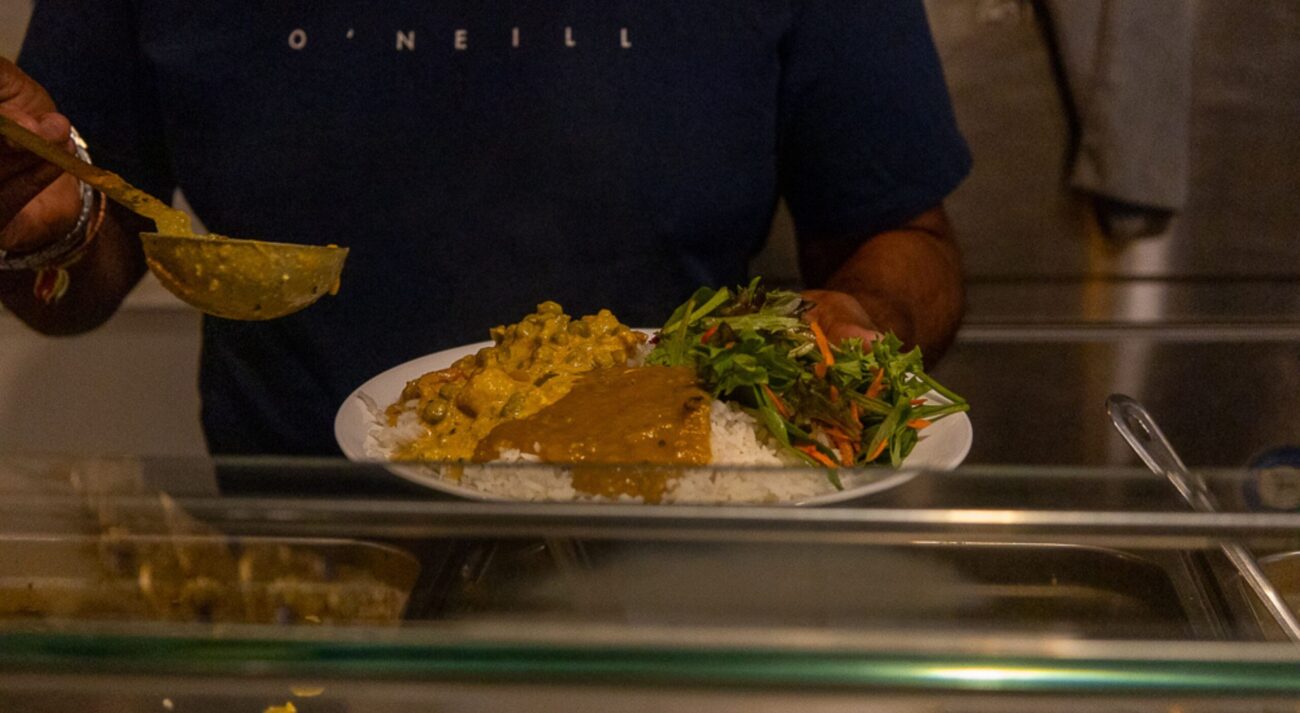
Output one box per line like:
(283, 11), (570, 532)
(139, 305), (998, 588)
(1107, 394), (1300, 642)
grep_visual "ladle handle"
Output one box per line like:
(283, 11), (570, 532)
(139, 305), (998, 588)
(1107, 394), (1300, 643)
(0, 114), (192, 235)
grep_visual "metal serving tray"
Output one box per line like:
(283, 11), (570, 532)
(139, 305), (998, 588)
(1224, 551), (1300, 641)
(409, 538), (1234, 640)
(0, 534), (420, 625)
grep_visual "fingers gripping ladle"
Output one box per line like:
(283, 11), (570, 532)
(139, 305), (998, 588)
(0, 114), (347, 320)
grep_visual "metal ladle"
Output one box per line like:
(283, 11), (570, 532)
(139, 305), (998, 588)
(0, 115), (347, 320)
(1107, 393), (1300, 642)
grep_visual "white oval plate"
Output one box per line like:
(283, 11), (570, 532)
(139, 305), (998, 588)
(335, 337), (972, 506)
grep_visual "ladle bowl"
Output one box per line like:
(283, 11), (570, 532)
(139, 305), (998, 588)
(140, 232), (346, 320)
(0, 114), (347, 321)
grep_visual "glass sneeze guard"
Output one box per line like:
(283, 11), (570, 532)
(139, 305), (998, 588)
(2, 455), (1300, 712)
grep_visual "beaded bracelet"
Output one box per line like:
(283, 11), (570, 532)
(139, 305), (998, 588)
(0, 125), (98, 272)
(31, 187), (107, 304)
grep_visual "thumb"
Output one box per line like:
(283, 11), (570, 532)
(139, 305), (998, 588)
(0, 57), (58, 117)
(0, 106), (70, 145)
(0, 58), (24, 103)
(825, 322), (882, 346)
(0, 58), (70, 150)
(801, 288), (884, 345)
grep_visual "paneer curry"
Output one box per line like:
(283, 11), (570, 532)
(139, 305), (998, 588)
(387, 302), (648, 462)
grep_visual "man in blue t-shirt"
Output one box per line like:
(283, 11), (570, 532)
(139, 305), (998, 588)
(0, 1), (971, 455)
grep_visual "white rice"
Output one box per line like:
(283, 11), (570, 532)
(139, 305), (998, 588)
(361, 393), (837, 504)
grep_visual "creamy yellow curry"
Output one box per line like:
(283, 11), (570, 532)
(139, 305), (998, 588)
(387, 302), (647, 462)
(386, 303), (718, 502)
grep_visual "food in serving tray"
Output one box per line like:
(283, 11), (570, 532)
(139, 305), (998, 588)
(367, 279), (968, 503)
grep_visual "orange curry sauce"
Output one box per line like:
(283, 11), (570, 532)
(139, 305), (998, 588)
(475, 365), (712, 501)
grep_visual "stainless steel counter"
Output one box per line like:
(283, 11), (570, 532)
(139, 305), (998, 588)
(935, 321), (1300, 468)
(5, 457), (1300, 710)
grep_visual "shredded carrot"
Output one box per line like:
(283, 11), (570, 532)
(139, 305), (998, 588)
(822, 424), (852, 443)
(828, 384), (840, 402)
(850, 401), (860, 423)
(834, 439), (854, 466)
(828, 431), (855, 465)
(865, 368), (886, 399)
(699, 324), (719, 344)
(910, 398), (927, 406)
(809, 320), (835, 370)
(762, 384), (790, 419)
(906, 418), (932, 430)
(797, 444), (838, 468)
(813, 363), (827, 379)
(867, 436), (889, 461)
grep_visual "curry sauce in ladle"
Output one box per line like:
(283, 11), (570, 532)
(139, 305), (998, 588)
(0, 115), (347, 320)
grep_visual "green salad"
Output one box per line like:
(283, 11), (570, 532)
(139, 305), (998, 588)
(648, 278), (968, 479)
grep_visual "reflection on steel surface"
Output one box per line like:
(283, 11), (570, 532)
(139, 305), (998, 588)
(1108, 394), (1300, 642)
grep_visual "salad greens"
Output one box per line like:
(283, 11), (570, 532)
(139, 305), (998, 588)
(647, 278), (968, 480)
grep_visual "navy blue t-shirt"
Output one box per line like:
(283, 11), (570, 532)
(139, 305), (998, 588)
(20, 0), (970, 454)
